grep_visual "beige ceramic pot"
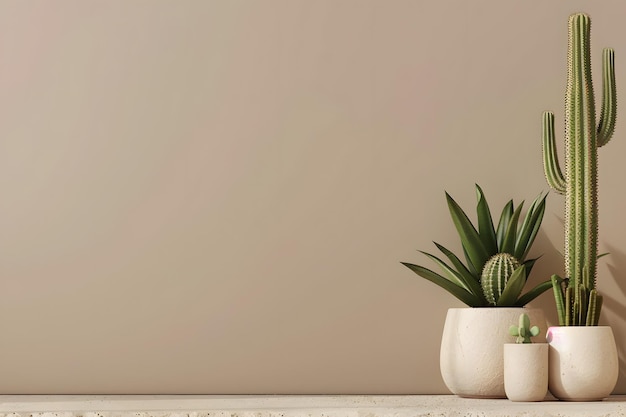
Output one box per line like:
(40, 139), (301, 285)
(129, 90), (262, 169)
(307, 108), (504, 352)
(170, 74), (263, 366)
(440, 308), (547, 398)
(546, 326), (618, 401)
(504, 343), (549, 402)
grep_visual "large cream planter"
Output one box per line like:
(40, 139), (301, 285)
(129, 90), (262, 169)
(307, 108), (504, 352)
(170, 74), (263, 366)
(440, 308), (547, 398)
(546, 326), (618, 401)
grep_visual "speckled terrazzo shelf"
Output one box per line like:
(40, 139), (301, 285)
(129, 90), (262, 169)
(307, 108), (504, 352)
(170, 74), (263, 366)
(2, 395), (626, 417)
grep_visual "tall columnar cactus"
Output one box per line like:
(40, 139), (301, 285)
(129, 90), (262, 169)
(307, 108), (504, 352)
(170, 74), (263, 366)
(542, 13), (617, 326)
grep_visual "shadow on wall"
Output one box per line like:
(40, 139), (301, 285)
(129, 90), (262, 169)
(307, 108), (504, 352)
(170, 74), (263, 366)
(601, 244), (626, 393)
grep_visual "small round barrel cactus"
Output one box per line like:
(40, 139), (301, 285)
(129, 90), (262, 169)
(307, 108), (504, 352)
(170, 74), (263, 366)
(481, 253), (521, 306)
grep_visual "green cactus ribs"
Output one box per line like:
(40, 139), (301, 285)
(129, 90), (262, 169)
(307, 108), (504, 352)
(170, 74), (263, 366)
(542, 13), (617, 326)
(481, 253), (522, 306)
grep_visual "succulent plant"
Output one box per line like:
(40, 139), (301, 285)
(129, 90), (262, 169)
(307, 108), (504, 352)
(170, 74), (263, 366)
(542, 13), (617, 326)
(402, 185), (551, 307)
(509, 313), (540, 344)
(482, 253), (523, 306)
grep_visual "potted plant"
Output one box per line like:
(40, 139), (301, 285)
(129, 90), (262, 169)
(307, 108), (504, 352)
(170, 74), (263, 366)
(402, 184), (551, 398)
(541, 12), (619, 401)
(504, 313), (548, 402)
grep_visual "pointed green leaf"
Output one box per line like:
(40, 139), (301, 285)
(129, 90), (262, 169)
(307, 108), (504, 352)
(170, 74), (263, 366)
(515, 193), (547, 260)
(522, 257), (540, 277)
(475, 185), (498, 255)
(434, 242), (479, 284)
(401, 262), (482, 306)
(463, 246), (479, 277)
(496, 200), (514, 250)
(419, 250), (470, 292)
(433, 242), (486, 303)
(500, 201), (524, 255)
(496, 265), (526, 306)
(446, 192), (490, 275)
(513, 193), (541, 257)
(514, 279), (554, 307)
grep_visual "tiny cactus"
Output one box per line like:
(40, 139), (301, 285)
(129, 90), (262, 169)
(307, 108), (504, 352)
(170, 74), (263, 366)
(509, 313), (540, 344)
(481, 253), (521, 306)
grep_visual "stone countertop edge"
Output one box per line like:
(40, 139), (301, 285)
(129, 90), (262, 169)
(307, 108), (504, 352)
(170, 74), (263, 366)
(1, 395), (626, 417)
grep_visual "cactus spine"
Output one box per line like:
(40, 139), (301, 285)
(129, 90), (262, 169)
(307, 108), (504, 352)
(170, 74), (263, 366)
(481, 253), (521, 306)
(509, 313), (540, 344)
(542, 13), (617, 326)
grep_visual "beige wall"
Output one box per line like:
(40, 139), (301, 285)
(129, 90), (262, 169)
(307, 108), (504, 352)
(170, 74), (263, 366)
(1, 0), (625, 394)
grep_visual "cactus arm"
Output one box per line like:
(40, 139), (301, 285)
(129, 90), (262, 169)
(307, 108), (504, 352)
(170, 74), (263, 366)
(542, 112), (566, 194)
(577, 286), (588, 325)
(594, 293), (603, 325)
(585, 289), (602, 325)
(565, 286), (573, 326)
(510, 313), (539, 343)
(530, 326), (540, 337)
(598, 48), (617, 147)
(551, 275), (566, 326)
(509, 325), (525, 344)
(586, 289), (598, 325)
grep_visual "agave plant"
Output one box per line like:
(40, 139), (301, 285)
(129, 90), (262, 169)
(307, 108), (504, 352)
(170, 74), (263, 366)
(402, 185), (553, 307)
